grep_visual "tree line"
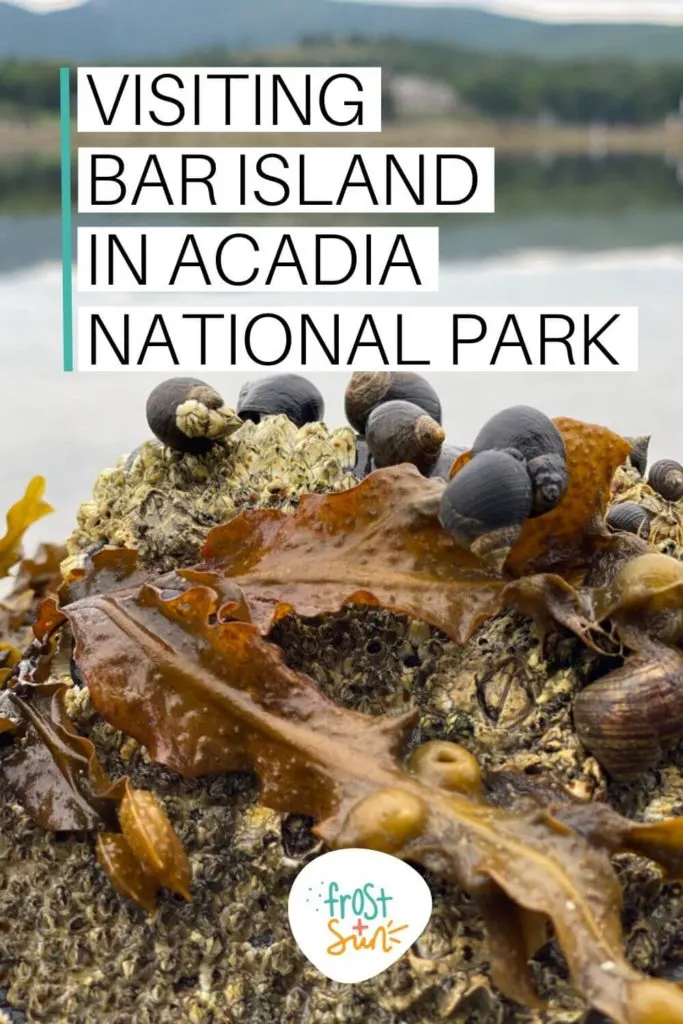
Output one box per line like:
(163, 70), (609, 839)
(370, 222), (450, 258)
(2, 38), (683, 125)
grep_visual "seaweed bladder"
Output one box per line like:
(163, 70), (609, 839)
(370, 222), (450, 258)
(24, 572), (683, 1023)
(2, 679), (190, 912)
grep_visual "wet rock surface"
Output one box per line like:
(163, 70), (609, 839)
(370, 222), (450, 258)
(1, 603), (683, 1023)
(2, 423), (683, 1023)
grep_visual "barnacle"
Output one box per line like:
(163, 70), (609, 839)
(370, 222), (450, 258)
(66, 417), (358, 572)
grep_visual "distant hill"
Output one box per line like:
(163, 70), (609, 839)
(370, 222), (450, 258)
(1, 0), (683, 63)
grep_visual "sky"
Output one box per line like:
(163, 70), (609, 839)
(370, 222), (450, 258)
(7, 0), (683, 21)
(356, 0), (683, 21)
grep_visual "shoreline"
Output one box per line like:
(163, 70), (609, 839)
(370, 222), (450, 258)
(3, 115), (683, 161)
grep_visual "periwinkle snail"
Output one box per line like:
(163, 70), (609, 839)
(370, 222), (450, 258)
(365, 400), (446, 476)
(429, 443), (467, 481)
(344, 371), (442, 436)
(573, 646), (683, 779)
(606, 501), (651, 539)
(146, 377), (241, 454)
(624, 435), (650, 477)
(648, 459), (683, 502)
(438, 449), (533, 572)
(237, 374), (324, 428)
(591, 552), (683, 646)
(471, 405), (568, 517)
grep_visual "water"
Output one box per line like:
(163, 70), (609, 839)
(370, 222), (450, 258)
(1, 153), (682, 556)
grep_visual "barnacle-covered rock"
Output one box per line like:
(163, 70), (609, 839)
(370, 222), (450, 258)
(6, 596), (683, 1023)
(7, 413), (683, 1023)
(66, 417), (358, 572)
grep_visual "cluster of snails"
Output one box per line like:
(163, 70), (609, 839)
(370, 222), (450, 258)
(606, 432), (683, 543)
(344, 371), (465, 479)
(437, 406), (569, 572)
(146, 373), (569, 575)
(146, 374), (326, 453)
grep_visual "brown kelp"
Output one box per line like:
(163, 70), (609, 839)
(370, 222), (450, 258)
(8, 566), (683, 1023)
(3, 408), (683, 1022)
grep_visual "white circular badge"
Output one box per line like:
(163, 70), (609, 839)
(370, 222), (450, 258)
(287, 848), (433, 984)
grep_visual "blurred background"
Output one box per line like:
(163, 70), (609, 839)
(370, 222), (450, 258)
(1, 0), (682, 549)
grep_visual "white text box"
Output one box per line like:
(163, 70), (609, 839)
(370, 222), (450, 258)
(77, 67), (382, 133)
(77, 147), (495, 214)
(76, 306), (638, 372)
(77, 227), (440, 293)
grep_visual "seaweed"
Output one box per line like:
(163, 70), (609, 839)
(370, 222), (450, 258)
(0, 478), (53, 578)
(35, 572), (683, 1023)
(2, 419), (682, 1020)
(2, 680), (189, 911)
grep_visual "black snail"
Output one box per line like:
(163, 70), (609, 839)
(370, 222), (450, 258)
(344, 371), (442, 436)
(625, 435), (650, 477)
(471, 405), (568, 517)
(429, 443), (468, 481)
(236, 374), (324, 428)
(648, 459), (683, 502)
(438, 449), (534, 572)
(146, 377), (241, 454)
(365, 400), (446, 476)
(606, 501), (651, 539)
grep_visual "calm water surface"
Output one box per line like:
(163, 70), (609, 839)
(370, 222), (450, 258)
(1, 154), (682, 554)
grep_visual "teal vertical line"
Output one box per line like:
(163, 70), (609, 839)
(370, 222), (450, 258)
(60, 67), (74, 372)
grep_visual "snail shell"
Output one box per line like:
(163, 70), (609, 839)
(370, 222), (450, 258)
(237, 374), (324, 428)
(573, 646), (683, 778)
(648, 459), (683, 502)
(606, 501), (651, 539)
(438, 449), (534, 572)
(365, 400), (445, 476)
(429, 443), (468, 480)
(624, 435), (650, 477)
(471, 405), (568, 517)
(344, 371), (442, 435)
(350, 437), (374, 479)
(146, 377), (240, 454)
(591, 552), (683, 646)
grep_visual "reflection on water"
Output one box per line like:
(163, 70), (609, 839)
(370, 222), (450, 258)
(1, 152), (682, 555)
(2, 153), (683, 274)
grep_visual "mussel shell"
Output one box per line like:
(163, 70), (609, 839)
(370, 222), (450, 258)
(472, 405), (566, 464)
(345, 371), (442, 435)
(365, 400), (445, 476)
(648, 458), (683, 502)
(605, 501), (651, 538)
(573, 648), (683, 778)
(146, 377), (222, 454)
(237, 374), (324, 428)
(429, 443), (468, 480)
